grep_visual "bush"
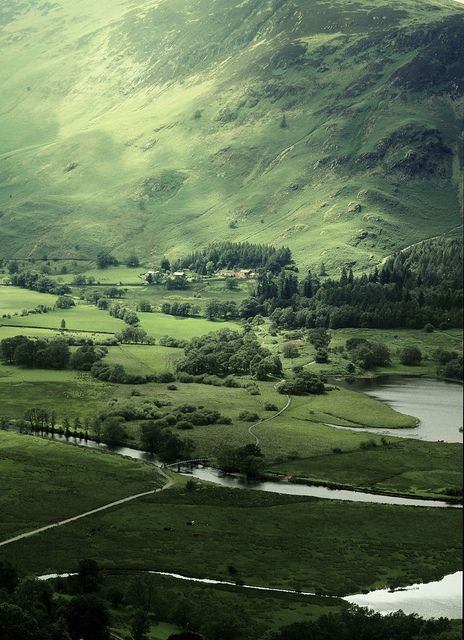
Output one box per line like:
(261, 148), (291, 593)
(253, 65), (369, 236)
(282, 343), (299, 359)
(177, 420), (193, 430)
(238, 411), (260, 422)
(177, 373), (194, 383)
(158, 372), (176, 383)
(399, 345), (422, 366)
(167, 384), (178, 391)
(315, 348), (329, 364)
(264, 403), (278, 411)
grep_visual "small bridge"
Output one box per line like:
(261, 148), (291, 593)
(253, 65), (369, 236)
(164, 457), (212, 472)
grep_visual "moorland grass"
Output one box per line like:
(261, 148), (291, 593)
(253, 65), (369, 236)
(0, 430), (163, 540)
(2, 485), (461, 597)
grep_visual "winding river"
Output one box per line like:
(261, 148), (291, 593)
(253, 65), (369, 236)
(10, 375), (463, 618)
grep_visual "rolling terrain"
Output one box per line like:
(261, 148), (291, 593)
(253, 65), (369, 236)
(0, 0), (463, 269)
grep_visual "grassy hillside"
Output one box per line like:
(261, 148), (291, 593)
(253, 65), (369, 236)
(0, 0), (462, 270)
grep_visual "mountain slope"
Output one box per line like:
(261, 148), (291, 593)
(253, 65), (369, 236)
(0, 0), (463, 269)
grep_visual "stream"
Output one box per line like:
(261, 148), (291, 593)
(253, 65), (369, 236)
(10, 375), (463, 619)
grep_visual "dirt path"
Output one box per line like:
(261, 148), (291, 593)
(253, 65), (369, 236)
(0, 469), (174, 549)
(248, 380), (291, 446)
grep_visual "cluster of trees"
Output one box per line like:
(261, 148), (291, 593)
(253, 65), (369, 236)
(434, 348), (463, 381)
(217, 444), (265, 479)
(205, 300), (239, 320)
(96, 250), (119, 269)
(308, 328), (332, 363)
(140, 421), (195, 462)
(90, 362), (156, 385)
(109, 303), (139, 325)
(277, 370), (325, 396)
(271, 608), (456, 640)
(70, 345), (105, 371)
(176, 329), (282, 380)
(115, 325), (154, 344)
(0, 336), (70, 369)
(243, 238), (462, 329)
(55, 295), (75, 309)
(159, 335), (188, 348)
(161, 302), (201, 317)
(9, 270), (71, 296)
(345, 338), (391, 370)
(175, 242), (293, 274)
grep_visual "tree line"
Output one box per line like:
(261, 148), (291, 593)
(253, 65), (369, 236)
(174, 241), (293, 274)
(240, 237), (462, 329)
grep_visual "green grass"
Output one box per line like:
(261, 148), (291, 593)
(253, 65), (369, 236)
(0, 302), (125, 333)
(136, 312), (240, 341)
(0, 286), (57, 315)
(0, 430), (163, 539)
(2, 486), (461, 597)
(264, 327), (463, 378)
(119, 279), (252, 312)
(305, 387), (417, 428)
(104, 344), (183, 374)
(0, 0), (461, 268)
(0, 365), (113, 418)
(54, 266), (148, 285)
(106, 572), (342, 638)
(268, 440), (463, 499)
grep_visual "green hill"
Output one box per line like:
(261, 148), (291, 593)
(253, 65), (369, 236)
(0, 0), (462, 270)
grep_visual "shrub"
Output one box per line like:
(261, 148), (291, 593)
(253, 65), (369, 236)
(167, 384), (178, 391)
(399, 345), (422, 366)
(264, 403), (278, 411)
(158, 372), (176, 383)
(238, 411), (259, 422)
(177, 420), (193, 430)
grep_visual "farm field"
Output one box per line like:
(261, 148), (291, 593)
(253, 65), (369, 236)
(0, 286), (57, 315)
(0, 430), (163, 539)
(51, 266), (149, 285)
(121, 279), (252, 310)
(137, 312), (240, 340)
(2, 485), (461, 598)
(0, 365), (113, 418)
(0, 302), (125, 333)
(104, 344), (183, 375)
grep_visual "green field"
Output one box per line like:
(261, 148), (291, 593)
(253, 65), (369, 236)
(263, 327), (464, 378)
(136, 312), (240, 340)
(120, 279), (252, 311)
(103, 344), (183, 375)
(2, 485), (461, 597)
(0, 286), (57, 315)
(0, 431), (163, 540)
(0, 302), (125, 333)
(0, 365), (113, 418)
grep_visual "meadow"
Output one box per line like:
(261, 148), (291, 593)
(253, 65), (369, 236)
(262, 326), (464, 378)
(0, 430), (163, 540)
(0, 365), (113, 418)
(0, 286), (57, 315)
(2, 485), (461, 597)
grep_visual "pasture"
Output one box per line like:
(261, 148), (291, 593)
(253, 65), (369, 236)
(2, 485), (461, 597)
(0, 430), (163, 540)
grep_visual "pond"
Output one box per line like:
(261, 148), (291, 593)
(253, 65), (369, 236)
(330, 376), (463, 443)
(345, 571), (463, 620)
